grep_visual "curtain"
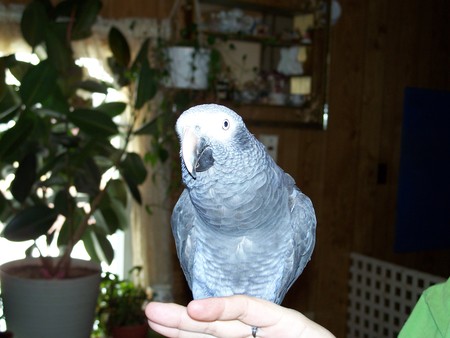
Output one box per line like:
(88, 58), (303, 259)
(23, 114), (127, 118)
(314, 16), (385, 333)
(0, 5), (32, 56)
(0, 3), (175, 300)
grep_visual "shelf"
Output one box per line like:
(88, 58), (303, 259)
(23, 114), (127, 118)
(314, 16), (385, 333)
(199, 0), (315, 16)
(195, 0), (331, 129)
(203, 30), (312, 47)
(220, 101), (325, 129)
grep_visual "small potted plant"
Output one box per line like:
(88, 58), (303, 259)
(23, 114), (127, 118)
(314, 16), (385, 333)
(95, 267), (153, 338)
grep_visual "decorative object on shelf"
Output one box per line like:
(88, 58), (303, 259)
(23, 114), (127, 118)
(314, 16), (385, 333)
(289, 94), (305, 107)
(294, 13), (315, 43)
(277, 46), (304, 76)
(165, 46), (211, 89)
(331, 0), (342, 25)
(206, 7), (256, 34)
(163, 0), (224, 92)
(267, 71), (289, 105)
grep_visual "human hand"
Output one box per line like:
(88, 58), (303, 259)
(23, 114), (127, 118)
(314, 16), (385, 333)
(145, 294), (335, 338)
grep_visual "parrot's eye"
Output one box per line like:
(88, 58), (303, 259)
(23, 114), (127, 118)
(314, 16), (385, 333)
(222, 119), (230, 130)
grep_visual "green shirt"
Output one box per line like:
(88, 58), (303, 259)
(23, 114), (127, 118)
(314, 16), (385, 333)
(398, 278), (450, 338)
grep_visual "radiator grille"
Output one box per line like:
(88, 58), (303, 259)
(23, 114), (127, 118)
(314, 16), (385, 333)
(347, 252), (445, 338)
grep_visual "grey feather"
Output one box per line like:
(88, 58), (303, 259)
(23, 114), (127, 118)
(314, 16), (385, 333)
(171, 103), (316, 304)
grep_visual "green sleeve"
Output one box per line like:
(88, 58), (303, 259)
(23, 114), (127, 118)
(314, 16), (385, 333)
(398, 278), (450, 338)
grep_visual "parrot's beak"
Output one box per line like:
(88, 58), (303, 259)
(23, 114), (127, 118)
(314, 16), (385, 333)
(181, 127), (214, 179)
(181, 127), (199, 178)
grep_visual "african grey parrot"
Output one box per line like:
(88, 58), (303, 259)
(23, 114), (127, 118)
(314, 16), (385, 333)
(171, 103), (316, 304)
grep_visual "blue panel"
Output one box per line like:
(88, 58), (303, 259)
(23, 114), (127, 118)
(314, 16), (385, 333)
(395, 87), (450, 252)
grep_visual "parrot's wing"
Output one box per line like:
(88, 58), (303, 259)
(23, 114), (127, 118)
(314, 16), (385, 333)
(171, 189), (196, 290)
(276, 173), (317, 304)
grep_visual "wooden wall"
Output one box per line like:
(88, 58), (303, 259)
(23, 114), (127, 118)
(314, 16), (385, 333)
(275, 0), (450, 336)
(5, 0), (449, 336)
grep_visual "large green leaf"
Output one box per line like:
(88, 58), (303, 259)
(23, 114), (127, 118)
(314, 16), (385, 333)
(78, 79), (108, 94)
(131, 38), (150, 72)
(123, 175), (142, 205)
(106, 179), (128, 206)
(68, 108), (118, 138)
(0, 192), (11, 222)
(0, 86), (21, 123)
(10, 152), (37, 203)
(8, 59), (33, 84)
(45, 24), (72, 73)
(19, 60), (57, 106)
(74, 156), (101, 197)
(0, 57), (6, 101)
(53, 189), (76, 217)
(120, 152), (147, 185)
(92, 210), (109, 235)
(71, 0), (102, 40)
(0, 110), (36, 162)
(133, 116), (158, 136)
(108, 27), (130, 68)
(107, 56), (130, 87)
(95, 101), (127, 118)
(134, 60), (158, 109)
(133, 112), (171, 136)
(82, 226), (114, 264)
(0, 104), (20, 124)
(2, 205), (58, 242)
(120, 153), (147, 205)
(40, 85), (70, 115)
(98, 194), (128, 232)
(97, 204), (120, 233)
(20, 0), (48, 47)
(57, 207), (84, 248)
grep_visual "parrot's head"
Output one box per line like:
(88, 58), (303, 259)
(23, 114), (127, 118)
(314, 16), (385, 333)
(175, 104), (250, 179)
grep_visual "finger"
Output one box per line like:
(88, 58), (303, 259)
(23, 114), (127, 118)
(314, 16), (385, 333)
(146, 301), (257, 338)
(187, 295), (283, 327)
(146, 302), (209, 338)
(145, 301), (247, 338)
(148, 320), (212, 338)
(146, 301), (186, 327)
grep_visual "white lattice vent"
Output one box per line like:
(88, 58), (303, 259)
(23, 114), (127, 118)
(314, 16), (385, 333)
(347, 252), (445, 338)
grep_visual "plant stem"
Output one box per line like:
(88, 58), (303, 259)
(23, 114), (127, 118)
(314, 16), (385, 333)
(56, 89), (142, 275)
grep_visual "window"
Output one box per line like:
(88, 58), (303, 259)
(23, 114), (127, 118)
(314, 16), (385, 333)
(0, 51), (127, 267)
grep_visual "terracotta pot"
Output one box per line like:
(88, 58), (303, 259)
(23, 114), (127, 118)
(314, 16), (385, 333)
(0, 257), (101, 338)
(111, 323), (148, 338)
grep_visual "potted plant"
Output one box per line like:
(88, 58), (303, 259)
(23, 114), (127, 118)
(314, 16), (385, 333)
(163, 0), (223, 92)
(0, 0), (166, 336)
(163, 23), (210, 90)
(94, 267), (152, 338)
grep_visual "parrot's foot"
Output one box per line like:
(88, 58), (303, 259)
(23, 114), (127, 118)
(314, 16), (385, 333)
(251, 326), (258, 337)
